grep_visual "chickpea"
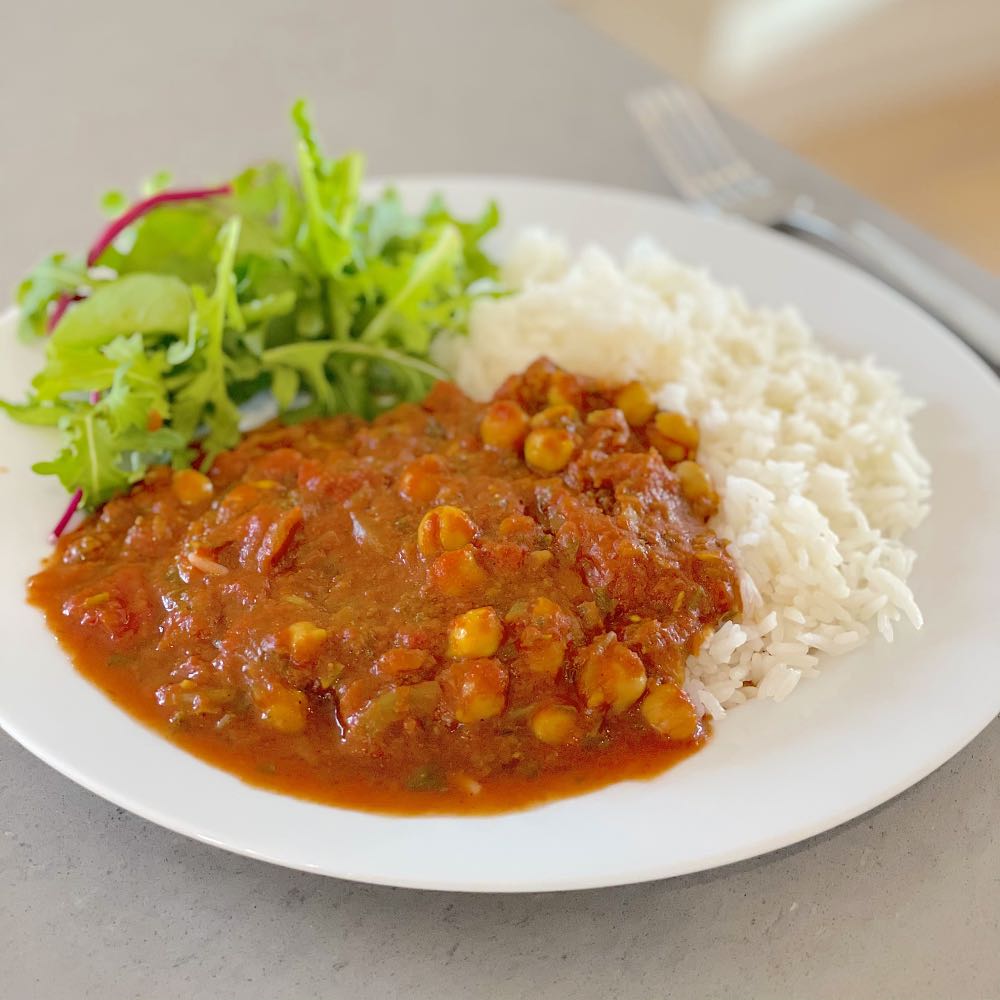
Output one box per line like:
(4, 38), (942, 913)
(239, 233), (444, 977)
(524, 427), (575, 473)
(428, 548), (488, 597)
(417, 505), (477, 557)
(172, 468), (214, 505)
(614, 381), (656, 427)
(530, 704), (578, 746)
(641, 684), (699, 742)
(650, 411), (699, 463)
(654, 441), (687, 463)
(480, 400), (530, 450)
(447, 606), (503, 659)
(654, 411), (699, 448)
(442, 658), (508, 723)
(674, 460), (718, 511)
(530, 404), (579, 429)
(576, 637), (647, 713)
(259, 686), (308, 734)
(285, 621), (328, 665)
(398, 454), (447, 503)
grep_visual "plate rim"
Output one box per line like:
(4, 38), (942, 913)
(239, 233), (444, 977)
(2, 174), (999, 893)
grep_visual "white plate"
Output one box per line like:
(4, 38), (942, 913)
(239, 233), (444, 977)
(2, 177), (999, 892)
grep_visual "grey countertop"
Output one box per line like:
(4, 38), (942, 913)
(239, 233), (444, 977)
(1, 2), (997, 997)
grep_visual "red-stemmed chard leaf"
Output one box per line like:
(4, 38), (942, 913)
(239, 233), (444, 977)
(46, 293), (85, 333)
(50, 488), (82, 540)
(85, 184), (232, 267)
(46, 184), (233, 335)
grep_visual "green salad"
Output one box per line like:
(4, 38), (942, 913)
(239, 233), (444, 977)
(3, 99), (500, 529)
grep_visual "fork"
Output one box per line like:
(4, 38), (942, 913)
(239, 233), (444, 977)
(628, 83), (1000, 371)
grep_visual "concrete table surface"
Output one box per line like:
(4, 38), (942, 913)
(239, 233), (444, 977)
(1, 2), (997, 997)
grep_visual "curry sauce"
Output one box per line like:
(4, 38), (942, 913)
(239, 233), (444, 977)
(29, 360), (740, 814)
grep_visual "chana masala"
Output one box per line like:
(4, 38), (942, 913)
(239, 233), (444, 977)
(29, 360), (740, 814)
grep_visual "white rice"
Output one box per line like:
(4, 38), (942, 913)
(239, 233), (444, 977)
(436, 230), (932, 715)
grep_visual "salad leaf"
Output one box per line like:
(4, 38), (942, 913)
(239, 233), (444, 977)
(100, 203), (227, 284)
(15, 254), (90, 340)
(101, 335), (173, 429)
(0, 399), (72, 427)
(360, 224), (462, 346)
(4, 98), (501, 516)
(169, 218), (244, 459)
(32, 411), (131, 500)
(48, 274), (192, 352)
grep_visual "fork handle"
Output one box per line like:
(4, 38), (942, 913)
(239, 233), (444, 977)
(782, 207), (1000, 371)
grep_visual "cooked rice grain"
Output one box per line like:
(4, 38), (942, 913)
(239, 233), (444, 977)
(437, 231), (931, 714)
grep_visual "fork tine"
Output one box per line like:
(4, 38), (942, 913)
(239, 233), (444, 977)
(634, 89), (731, 202)
(656, 88), (758, 202)
(642, 85), (758, 200)
(652, 88), (724, 186)
(627, 89), (704, 200)
(628, 83), (772, 209)
(661, 87), (748, 173)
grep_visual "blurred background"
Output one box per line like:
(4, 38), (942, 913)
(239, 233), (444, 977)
(567, 0), (1000, 270)
(1, 0), (996, 283)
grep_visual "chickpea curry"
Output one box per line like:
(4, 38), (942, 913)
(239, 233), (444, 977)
(29, 360), (740, 814)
